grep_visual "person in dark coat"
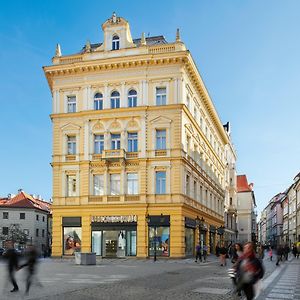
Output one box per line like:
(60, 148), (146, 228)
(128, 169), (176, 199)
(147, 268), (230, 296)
(4, 241), (19, 292)
(276, 245), (284, 266)
(19, 244), (39, 294)
(195, 244), (202, 262)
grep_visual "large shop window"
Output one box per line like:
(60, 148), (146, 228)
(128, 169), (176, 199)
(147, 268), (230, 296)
(63, 217), (82, 256)
(149, 227), (169, 257)
(185, 228), (194, 256)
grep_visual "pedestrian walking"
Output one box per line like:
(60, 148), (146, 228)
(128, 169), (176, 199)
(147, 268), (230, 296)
(18, 244), (39, 295)
(257, 244), (264, 260)
(297, 243), (300, 259)
(234, 242), (264, 300)
(276, 245), (283, 266)
(283, 244), (289, 261)
(219, 243), (227, 266)
(202, 245), (208, 262)
(195, 244), (202, 262)
(3, 241), (19, 293)
(231, 243), (243, 264)
(292, 244), (297, 258)
(268, 247), (273, 261)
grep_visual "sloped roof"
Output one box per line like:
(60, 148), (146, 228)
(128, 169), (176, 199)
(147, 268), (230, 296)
(237, 175), (253, 193)
(0, 191), (51, 213)
(80, 35), (168, 53)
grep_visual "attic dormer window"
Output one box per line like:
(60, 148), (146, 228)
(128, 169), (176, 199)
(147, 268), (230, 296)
(112, 35), (120, 50)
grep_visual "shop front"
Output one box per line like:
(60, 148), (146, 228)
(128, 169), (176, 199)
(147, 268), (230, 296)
(185, 217), (196, 257)
(209, 225), (216, 254)
(62, 217), (82, 256)
(147, 215), (170, 257)
(91, 215), (137, 257)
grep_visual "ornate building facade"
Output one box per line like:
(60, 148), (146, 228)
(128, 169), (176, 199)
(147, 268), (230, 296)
(44, 13), (231, 258)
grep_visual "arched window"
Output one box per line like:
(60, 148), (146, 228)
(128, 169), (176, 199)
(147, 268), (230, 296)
(112, 35), (120, 50)
(128, 89), (137, 107)
(94, 93), (103, 110)
(110, 91), (120, 109)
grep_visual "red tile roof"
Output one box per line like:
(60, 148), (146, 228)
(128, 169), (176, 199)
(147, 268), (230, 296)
(237, 175), (253, 193)
(0, 191), (51, 213)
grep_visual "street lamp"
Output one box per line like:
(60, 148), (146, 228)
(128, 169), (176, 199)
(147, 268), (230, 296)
(146, 213), (164, 262)
(196, 216), (205, 247)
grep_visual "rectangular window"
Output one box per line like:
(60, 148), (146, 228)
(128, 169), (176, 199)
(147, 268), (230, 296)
(111, 134), (121, 150)
(94, 135), (104, 154)
(128, 132), (138, 152)
(20, 213), (25, 220)
(110, 174), (121, 195)
(185, 175), (190, 196)
(67, 175), (77, 196)
(36, 215), (39, 221)
(2, 227), (8, 235)
(156, 87), (166, 105)
(156, 171), (166, 194)
(67, 96), (76, 113)
(36, 229), (39, 237)
(127, 173), (138, 195)
(43, 216), (45, 222)
(156, 129), (166, 150)
(3, 212), (8, 219)
(194, 180), (197, 199)
(67, 136), (76, 155)
(93, 174), (104, 195)
(42, 229), (45, 238)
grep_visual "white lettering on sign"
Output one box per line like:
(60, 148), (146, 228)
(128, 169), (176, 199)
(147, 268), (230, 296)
(91, 215), (137, 223)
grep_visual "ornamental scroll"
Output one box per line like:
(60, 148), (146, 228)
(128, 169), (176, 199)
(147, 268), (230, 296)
(91, 215), (137, 223)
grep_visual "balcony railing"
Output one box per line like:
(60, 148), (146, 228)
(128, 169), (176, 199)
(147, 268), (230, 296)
(102, 149), (126, 161)
(65, 155), (76, 161)
(155, 150), (167, 157)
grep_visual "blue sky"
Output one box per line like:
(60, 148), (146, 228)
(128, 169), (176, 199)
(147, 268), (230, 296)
(0, 1), (299, 215)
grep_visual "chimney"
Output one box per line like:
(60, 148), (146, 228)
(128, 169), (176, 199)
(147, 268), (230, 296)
(7, 193), (11, 199)
(18, 188), (23, 193)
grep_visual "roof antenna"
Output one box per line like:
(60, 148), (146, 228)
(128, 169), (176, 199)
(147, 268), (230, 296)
(147, 32), (150, 37)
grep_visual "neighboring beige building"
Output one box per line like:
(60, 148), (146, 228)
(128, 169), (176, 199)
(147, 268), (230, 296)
(258, 209), (267, 244)
(223, 123), (237, 244)
(44, 13), (232, 258)
(236, 175), (256, 243)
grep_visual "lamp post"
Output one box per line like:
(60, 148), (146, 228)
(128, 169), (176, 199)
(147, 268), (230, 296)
(196, 216), (205, 247)
(217, 226), (225, 245)
(146, 213), (164, 262)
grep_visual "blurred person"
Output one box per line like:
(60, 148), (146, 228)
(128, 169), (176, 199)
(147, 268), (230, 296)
(297, 242), (300, 259)
(195, 243), (202, 262)
(292, 244), (297, 258)
(276, 245), (283, 266)
(283, 244), (289, 261)
(235, 242), (264, 300)
(19, 244), (39, 295)
(231, 243), (243, 264)
(3, 241), (19, 292)
(202, 244), (208, 262)
(268, 247), (273, 261)
(257, 244), (264, 260)
(219, 243), (227, 266)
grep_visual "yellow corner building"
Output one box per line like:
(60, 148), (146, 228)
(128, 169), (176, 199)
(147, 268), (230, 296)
(43, 13), (229, 258)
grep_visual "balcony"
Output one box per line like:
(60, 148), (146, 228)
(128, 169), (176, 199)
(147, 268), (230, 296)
(102, 149), (126, 161)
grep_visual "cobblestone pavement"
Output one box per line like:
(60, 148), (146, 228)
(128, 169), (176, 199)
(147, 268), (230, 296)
(0, 254), (288, 300)
(256, 257), (300, 300)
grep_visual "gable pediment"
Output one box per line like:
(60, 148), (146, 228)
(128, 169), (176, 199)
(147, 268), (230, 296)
(60, 123), (81, 131)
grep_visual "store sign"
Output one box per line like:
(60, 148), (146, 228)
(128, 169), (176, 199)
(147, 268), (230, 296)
(91, 215), (137, 223)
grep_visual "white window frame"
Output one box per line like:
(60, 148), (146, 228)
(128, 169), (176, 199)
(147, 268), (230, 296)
(156, 129), (166, 150)
(94, 134), (104, 154)
(156, 171), (166, 194)
(127, 173), (138, 195)
(93, 174), (104, 195)
(94, 93), (103, 110)
(110, 91), (120, 109)
(67, 95), (76, 113)
(156, 87), (167, 106)
(110, 174), (121, 195)
(111, 133), (121, 150)
(67, 174), (77, 197)
(128, 89), (137, 107)
(67, 135), (76, 155)
(112, 35), (120, 50)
